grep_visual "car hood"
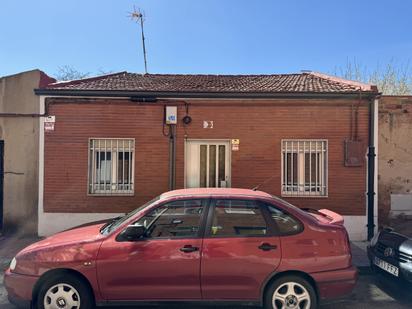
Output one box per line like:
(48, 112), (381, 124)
(19, 223), (106, 255)
(400, 239), (412, 255)
(380, 230), (412, 255)
(14, 223), (109, 275)
(386, 218), (412, 238)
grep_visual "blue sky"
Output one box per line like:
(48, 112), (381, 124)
(1, 0), (411, 78)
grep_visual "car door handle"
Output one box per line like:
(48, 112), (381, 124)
(258, 243), (277, 251)
(180, 245), (199, 253)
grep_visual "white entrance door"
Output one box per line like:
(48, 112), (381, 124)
(185, 140), (231, 188)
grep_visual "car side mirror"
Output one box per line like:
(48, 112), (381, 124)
(116, 224), (146, 242)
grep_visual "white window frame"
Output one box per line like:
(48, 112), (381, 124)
(88, 138), (135, 196)
(281, 139), (328, 197)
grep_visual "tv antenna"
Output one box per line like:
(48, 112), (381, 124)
(129, 6), (148, 74)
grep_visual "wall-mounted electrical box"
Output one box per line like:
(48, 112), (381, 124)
(165, 106), (177, 124)
(344, 139), (365, 167)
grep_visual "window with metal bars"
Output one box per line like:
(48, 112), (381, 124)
(281, 140), (327, 197)
(88, 138), (135, 195)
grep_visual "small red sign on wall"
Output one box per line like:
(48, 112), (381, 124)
(44, 116), (55, 132)
(45, 122), (55, 131)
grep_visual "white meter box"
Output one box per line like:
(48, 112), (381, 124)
(165, 106), (177, 124)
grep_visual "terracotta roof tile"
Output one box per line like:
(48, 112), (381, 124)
(42, 71), (378, 94)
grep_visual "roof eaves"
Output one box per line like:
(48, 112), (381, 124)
(34, 88), (379, 99)
(46, 71), (127, 88)
(305, 71), (379, 92)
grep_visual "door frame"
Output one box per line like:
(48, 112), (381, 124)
(97, 197), (212, 301)
(184, 139), (232, 189)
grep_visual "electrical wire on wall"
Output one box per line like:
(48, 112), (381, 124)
(349, 88), (362, 141)
(162, 122), (171, 137)
(162, 105), (171, 137)
(354, 89), (362, 140)
(182, 102), (192, 139)
(160, 101), (192, 190)
(345, 87), (364, 167)
(161, 105), (176, 190)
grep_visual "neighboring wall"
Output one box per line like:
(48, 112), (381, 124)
(41, 97), (370, 239)
(379, 96), (412, 223)
(0, 70), (53, 235)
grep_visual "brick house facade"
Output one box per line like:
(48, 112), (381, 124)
(35, 72), (379, 240)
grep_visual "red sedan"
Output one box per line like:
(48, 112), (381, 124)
(5, 188), (357, 309)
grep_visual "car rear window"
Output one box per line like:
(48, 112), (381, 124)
(210, 199), (268, 237)
(265, 204), (303, 235)
(269, 195), (321, 224)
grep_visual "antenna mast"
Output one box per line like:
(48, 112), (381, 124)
(129, 6), (148, 74)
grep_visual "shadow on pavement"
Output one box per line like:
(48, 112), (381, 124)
(103, 273), (412, 309)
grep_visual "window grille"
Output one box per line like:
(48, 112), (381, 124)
(281, 140), (327, 196)
(89, 138), (135, 195)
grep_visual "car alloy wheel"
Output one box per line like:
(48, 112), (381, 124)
(272, 281), (311, 309)
(43, 283), (81, 309)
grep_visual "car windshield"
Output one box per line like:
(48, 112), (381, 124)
(100, 196), (161, 235)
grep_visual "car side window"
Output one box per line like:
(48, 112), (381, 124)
(209, 199), (268, 237)
(135, 199), (204, 239)
(266, 204), (303, 235)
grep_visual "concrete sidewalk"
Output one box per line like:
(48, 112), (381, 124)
(351, 241), (370, 273)
(351, 241), (369, 267)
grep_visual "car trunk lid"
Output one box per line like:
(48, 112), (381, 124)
(302, 208), (344, 225)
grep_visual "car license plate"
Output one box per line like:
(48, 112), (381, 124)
(374, 256), (399, 277)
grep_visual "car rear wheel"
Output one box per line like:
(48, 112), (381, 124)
(36, 273), (94, 309)
(264, 275), (317, 309)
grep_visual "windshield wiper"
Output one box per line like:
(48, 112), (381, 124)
(100, 216), (123, 234)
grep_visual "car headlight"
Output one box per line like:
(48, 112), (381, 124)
(9, 257), (17, 271)
(370, 231), (381, 247)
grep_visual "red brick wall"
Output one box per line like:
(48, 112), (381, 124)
(44, 98), (370, 215)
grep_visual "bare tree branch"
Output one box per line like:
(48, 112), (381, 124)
(55, 65), (90, 81)
(332, 59), (412, 95)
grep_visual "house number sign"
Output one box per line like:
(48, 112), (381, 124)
(203, 120), (214, 129)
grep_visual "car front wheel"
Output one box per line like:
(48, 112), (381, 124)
(264, 275), (317, 309)
(36, 273), (94, 309)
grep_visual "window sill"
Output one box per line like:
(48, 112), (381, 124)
(88, 192), (135, 197)
(281, 193), (328, 198)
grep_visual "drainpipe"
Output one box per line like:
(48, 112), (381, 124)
(168, 124), (176, 190)
(172, 125), (176, 189)
(367, 97), (378, 240)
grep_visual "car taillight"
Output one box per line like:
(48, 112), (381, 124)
(343, 229), (352, 262)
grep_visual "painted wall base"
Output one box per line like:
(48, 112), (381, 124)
(343, 215), (369, 241)
(38, 212), (124, 237)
